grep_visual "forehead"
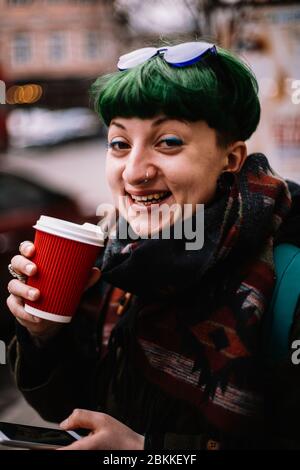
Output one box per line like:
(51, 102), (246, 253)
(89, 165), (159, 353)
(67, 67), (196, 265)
(108, 115), (191, 132)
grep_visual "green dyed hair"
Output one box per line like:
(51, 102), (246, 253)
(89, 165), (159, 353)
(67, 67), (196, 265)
(90, 42), (260, 146)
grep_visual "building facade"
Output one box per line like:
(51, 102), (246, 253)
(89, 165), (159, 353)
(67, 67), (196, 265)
(0, 0), (125, 82)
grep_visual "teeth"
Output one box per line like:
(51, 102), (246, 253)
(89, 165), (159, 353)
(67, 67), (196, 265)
(131, 192), (169, 202)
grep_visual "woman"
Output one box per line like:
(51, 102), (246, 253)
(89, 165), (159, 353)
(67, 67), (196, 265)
(6, 41), (300, 449)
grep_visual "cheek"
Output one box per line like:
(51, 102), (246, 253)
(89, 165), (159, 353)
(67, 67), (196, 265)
(173, 164), (219, 202)
(192, 167), (221, 203)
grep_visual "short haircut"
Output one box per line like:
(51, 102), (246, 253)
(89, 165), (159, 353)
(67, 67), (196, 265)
(90, 42), (260, 146)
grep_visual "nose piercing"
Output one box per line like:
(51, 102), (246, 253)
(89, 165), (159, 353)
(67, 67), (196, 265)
(144, 170), (149, 183)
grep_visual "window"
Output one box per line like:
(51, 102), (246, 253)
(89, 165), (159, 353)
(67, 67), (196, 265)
(85, 31), (99, 59)
(12, 33), (31, 65)
(48, 32), (66, 62)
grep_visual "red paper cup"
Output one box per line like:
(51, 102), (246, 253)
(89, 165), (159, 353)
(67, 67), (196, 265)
(24, 216), (105, 323)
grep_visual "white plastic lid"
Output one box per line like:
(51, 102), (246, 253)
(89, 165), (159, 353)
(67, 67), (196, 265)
(33, 215), (105, 247)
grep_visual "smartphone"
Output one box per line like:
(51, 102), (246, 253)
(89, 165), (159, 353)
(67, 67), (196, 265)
(0, 421), (82, 450)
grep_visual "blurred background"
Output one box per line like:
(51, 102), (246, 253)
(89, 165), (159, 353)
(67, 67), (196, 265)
(0, 0), (300, 446)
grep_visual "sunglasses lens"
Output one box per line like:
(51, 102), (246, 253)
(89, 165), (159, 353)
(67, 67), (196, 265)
(117, 47), (158, 70)
(164, 42), (216, 66)
(117, 42), (217, 70)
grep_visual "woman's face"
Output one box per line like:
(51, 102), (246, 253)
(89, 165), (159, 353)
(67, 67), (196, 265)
(106, 115), (239, 237)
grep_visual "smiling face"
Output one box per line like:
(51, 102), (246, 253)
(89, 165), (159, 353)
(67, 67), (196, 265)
(106, 115), (246, 237)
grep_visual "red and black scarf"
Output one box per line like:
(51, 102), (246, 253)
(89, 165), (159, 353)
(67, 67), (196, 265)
(99, 153), (291, 436)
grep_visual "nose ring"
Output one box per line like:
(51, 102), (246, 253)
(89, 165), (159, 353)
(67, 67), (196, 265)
(144, 170), (149, 183)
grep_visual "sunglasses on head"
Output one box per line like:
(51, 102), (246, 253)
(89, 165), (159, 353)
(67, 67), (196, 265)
(117, 41), (217, 71)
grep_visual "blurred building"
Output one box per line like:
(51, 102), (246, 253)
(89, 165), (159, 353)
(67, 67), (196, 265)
(0, 0), (127, 107)
(210, 2), (300, 175)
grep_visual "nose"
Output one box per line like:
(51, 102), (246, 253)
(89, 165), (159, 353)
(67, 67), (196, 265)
(122, 144), (156, 186)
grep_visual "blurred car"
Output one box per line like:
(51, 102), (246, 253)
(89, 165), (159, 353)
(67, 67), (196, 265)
(0, 171), (97, 343)
(7, 107), (102, 148)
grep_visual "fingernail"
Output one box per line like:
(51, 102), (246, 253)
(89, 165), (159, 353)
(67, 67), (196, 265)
(26, 264), (35, 275)
(28, 288), (37, 300)
(23, 244), (32, 255)
(60, 419), (68, 428)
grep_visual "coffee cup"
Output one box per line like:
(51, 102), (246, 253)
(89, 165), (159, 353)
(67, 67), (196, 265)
(24, 215), (105, 323)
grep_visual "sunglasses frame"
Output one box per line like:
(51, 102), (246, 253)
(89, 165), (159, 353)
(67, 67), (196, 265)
(117, 42), (217, 71)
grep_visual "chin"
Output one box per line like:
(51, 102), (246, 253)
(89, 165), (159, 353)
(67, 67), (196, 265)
(126, 217), (163, 239)
(127, 211), (182, 240)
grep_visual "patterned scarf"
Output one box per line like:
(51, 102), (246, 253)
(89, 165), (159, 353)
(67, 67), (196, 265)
(99, 153), (291, 435)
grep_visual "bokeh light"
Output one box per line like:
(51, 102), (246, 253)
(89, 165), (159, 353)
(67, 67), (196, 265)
(6, 84), (42, 104)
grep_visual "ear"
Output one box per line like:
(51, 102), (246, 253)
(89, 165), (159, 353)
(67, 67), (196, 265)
(223, 141), (247, 174)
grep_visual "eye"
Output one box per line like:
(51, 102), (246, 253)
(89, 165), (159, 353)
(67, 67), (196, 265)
(107, 140), (130, 150)
(157, 137), (183, 148)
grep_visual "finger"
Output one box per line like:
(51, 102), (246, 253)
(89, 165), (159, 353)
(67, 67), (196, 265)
(57, 435), (100, 451)
(19, 241), (35, 258)
(84, 267), (101, 291)
(8, 279), (40, 301)
(6, 294), (41, 324)
(60, 409), (100, 431)
(11, 255), (36, 276)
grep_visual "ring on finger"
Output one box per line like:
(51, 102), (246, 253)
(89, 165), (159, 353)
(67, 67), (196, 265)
(8, 263), (27, 283)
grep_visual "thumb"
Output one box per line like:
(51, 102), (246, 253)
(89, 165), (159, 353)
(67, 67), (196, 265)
(85, 267), (101, 291)
(60, 409), (98, 431)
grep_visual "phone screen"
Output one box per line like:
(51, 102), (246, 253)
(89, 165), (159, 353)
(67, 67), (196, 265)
(0, 422), (77, 446)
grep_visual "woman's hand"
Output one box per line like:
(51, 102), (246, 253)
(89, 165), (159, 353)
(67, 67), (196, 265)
(59, 409), (145, 450)
(6, 241), (101, 339)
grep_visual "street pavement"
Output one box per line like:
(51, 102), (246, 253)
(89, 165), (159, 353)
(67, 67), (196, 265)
(0, 368), (57, 450)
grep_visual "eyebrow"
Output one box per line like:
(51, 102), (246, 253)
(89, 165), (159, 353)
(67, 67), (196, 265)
(110, 117), (189, 130)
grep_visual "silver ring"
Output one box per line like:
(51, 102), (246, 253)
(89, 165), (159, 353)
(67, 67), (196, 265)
(8, 264), (27, 283)
(144, 171), (149, 183)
